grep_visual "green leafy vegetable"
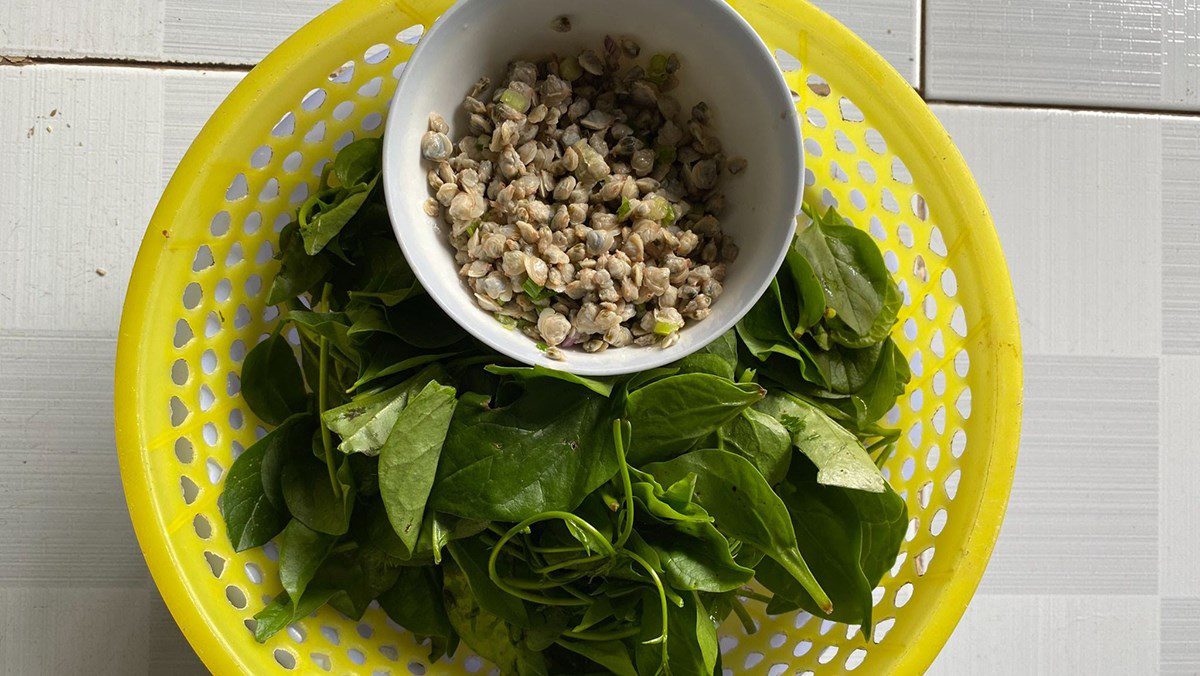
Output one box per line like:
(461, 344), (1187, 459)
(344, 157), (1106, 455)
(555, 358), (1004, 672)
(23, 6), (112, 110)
(433, 383), (618, 521)
(222, 123), (915, 676)
(758, 392), (887, 493)
(644, 449), (831, 612)
(379, 381), (457, 556)
(240, 330), (308, 424)
(485, 364), (615, 397)
(625, 374), (764, 464)
(219, 420), (297, 551)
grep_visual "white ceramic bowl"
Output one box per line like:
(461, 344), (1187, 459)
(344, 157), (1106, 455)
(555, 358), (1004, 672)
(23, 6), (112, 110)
(382, 0), (803, 376)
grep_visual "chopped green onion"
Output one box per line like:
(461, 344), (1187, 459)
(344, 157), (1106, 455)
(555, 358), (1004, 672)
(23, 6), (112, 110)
(663, 204), (677, 227)
(535, 341), (549, 352)
(499, 88), (531, 113)
(559, 56), (583, 81)
(466, 220), (481, 237)
(496, 314), (518, 329)
(523, 278), (554, 302)
(617, 197), (632, 221)
(653, 320), (675, 336)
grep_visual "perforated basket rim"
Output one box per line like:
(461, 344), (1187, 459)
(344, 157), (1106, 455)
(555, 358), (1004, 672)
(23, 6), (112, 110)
(115, 0), (1022, 673)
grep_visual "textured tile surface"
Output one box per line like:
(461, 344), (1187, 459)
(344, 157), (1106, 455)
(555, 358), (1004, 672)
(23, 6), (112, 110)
(1162, 598), (1200, 673)
(932, 105), (1163, 357)
(931, 595), (1160, 674)
(927, 0), (1200, 112)
(1162, 120), (1200, 355)
(979, 355), (1159, 596)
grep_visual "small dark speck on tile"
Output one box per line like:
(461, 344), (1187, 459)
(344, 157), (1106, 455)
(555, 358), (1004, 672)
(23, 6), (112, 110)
(26, 127), (34, 138)
(95, 268), (108, 277)
(50, 108), (58, 117)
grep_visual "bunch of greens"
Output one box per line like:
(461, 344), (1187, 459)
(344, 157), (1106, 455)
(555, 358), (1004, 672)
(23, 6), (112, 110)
(219, 139), (910, 675)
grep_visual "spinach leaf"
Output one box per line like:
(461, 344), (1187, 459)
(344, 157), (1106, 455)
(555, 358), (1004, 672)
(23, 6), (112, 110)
(447, 538), (530, 627)
(278, 519), (336, 603)
(351, 341), (455, 392)
(388, 294), (469, 349)
(673, 353), (735, 380)
(737, 280), (806, 361)
(828, 277), (902, 349)
(556, 639), (637, 676)
(434, 383), (618, 522)
(322, 364), (444, 455)
(252, 589), (335, 642)
(299, 178), (376, 256)
(794, 205), (892, 339)
(219, 421), (301, 551)
(756, 457), (907, 633)
(781, 241), (827, 332)
(333, 137), (383, 187)
(258, 413), (315, 510)
(718, 408), (792, 485)
(288, 310), (358, 367)
(311, 544), (402, 620)
(649, 520), (754, 592)
(377, 566), (459, 661)
(443, 558), (547, 676)
(281, 454), (355, 535)
(625, 374), (764, 464)
(675, 330), (738, 380)
(241, 330), (308, 425)
(630, 475), (711, 524)
(345, 233), (423, 307)
(485, 364), (615, 397)
(379, 381), (457, 555)
(849, 338), (907, 426)
(758, 392), (886, 493)
(643, 449), (830, 612)
(267, 222), (332, 306)
(635, 590), (718, 676)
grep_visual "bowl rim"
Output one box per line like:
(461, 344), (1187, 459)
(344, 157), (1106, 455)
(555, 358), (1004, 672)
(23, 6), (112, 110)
(380, 0), (806, 375)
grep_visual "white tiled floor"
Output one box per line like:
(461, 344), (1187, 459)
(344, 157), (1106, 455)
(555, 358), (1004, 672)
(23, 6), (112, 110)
(1, 0), (1197, 673)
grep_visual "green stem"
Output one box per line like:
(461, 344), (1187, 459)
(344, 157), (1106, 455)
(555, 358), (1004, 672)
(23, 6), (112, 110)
(623, 550), (669, 665)
(560, 626), (641, 641)
(729, 597), (758, 635)
(488, 512), (614, 607)
(613, 420), (635, 549)
(737, 588), (773, 604)
(316, 286), (339, 498)
(532, 554), (607, 576)
(529, 545), (589, 555)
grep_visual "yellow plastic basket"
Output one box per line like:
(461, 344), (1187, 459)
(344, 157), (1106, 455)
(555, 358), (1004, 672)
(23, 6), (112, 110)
(115, 0), (1022, 673)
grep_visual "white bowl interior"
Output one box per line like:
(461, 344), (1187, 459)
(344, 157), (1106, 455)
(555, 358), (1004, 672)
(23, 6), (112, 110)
(383, 0), (803, 375)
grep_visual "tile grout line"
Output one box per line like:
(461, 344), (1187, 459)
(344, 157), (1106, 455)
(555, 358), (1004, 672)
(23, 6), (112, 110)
(917, 0), (927, 96)
(926, 98), (1200, 120)
(0, 54), (253, 74)
(6, 56), (1200, 122)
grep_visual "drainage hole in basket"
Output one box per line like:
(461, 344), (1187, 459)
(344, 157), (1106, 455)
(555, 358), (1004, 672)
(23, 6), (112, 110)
(274, 648), (297, 669)
(192, 514), (212, 539)
(174, 437), (194, 463)
(310, 652), (331, 671)
(204, 550), (226, 578)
